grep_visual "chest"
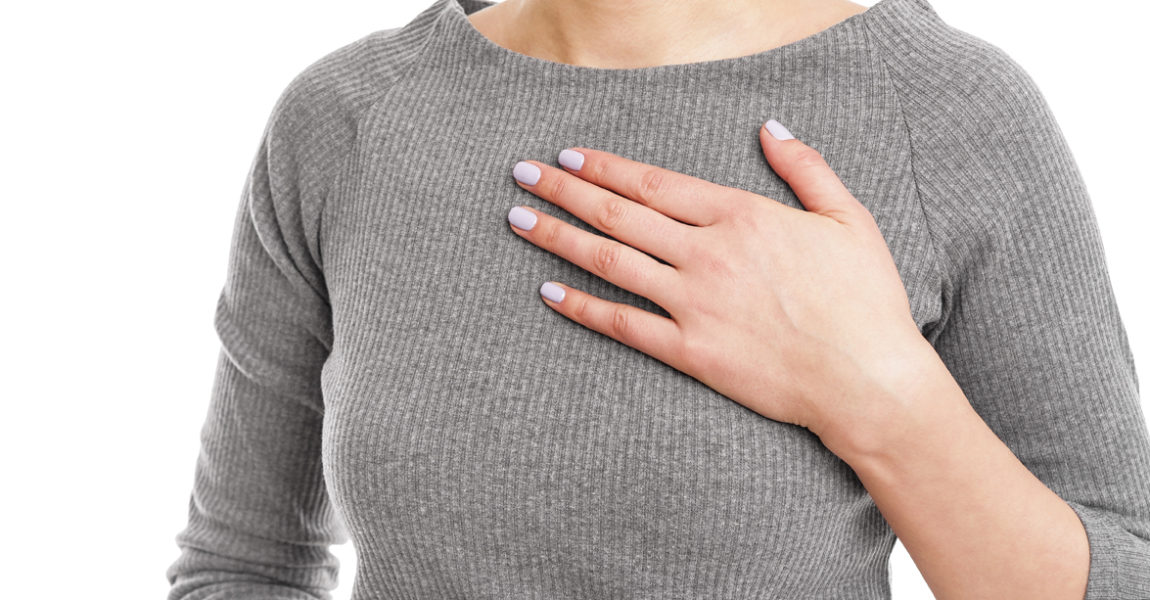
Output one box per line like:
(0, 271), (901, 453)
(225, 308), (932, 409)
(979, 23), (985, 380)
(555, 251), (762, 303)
(313, 70), (933, 593)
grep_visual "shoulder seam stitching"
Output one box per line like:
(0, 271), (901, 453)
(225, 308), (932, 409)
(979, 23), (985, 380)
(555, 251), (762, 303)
(861, 15), (953, 339)
(316, 5), (452, 277)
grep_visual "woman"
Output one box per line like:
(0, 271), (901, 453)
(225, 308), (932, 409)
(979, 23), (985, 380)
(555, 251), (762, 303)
(167, 0), (1150, 597)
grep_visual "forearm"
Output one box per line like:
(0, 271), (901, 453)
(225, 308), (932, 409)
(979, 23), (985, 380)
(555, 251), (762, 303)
(821, 344), (1091, 599)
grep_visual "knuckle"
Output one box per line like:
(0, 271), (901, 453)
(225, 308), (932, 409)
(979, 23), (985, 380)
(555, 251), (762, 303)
(635, 168), (665, 205)
(749, 205), (775, 232)
(549, 172), (571, 203)
(718, 193), (752, 222)
(709, 192), (740, 220)
(544, 220), (563, 248)
(678, 333), (714, 375)
(679, 235), (706, 266)
(792, 146), (826, 169)
(591, 156), (611, 183)
(728, 200), (764, 230)
(573, 294), (592, 321)
(596, 198), (627, 232)
(610, 304), (631, 342)
(593, 240), (622, 275)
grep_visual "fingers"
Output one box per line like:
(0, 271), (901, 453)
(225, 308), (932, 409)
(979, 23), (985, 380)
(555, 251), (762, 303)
(758, 120), (873, 227)
(513, 159), (695, 267)
(552, 147), (738, 227)
(537, 280), (688, 374)
(508, 205), (683, 314)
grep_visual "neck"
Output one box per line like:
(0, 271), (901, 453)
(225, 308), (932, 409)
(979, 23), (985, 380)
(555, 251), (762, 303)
(468, 0), (866, 69)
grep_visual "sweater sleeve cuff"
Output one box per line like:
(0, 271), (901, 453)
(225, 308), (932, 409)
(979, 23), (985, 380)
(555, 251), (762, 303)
(1065, 499), (1150, 600)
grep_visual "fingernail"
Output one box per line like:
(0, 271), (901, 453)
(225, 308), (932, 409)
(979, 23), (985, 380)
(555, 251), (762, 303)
(540, 281), (565, 303)
(507, 206), (537, 231)
(513, 161), (541, 185)
(764, 119), (794, 140)
(558, 148), (584, 171)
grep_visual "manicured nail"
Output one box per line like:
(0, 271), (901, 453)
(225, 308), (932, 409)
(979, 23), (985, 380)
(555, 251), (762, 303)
(558, 148), (584, 171)
(513, 161), (541, 185)
(507, 206), (537, 231)
(540, 281), (565, 303)
(764, 119), (794, 140)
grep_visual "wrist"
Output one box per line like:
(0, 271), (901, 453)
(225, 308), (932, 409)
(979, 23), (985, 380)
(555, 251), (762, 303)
(811, 331), (962, 464)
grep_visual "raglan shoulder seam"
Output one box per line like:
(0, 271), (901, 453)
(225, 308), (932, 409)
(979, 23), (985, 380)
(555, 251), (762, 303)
(860, 11), (953, 340)
(858, 0), (1066, 341)
(313, 8), (451, 274)
(261, 0), (453, 281)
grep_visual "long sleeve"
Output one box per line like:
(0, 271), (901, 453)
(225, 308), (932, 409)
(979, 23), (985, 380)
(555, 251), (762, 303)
(163, 16), (451, 596)
(166, 63), (350, 600)
(867, 10), (1150, 597)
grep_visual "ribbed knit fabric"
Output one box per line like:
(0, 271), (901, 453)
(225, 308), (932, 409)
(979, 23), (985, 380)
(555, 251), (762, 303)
(166, 0), (1150, 597)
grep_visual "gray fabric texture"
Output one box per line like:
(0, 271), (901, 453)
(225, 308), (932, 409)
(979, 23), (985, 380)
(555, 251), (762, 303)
(166, 0), (1150, 597)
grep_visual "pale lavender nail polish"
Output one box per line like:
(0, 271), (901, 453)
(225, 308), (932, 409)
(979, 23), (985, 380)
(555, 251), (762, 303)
(764, 119), (794, 140)
(513, 161), (541, 185)
(507, 206), (536, 231)
(558, 149), (584, 171)
(540, 281), (565, 303)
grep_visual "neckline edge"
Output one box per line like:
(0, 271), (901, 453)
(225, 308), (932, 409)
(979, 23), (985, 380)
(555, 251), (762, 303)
(442, 0), (912, 77)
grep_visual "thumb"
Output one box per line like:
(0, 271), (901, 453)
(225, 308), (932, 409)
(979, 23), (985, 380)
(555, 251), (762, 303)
(760, 119), (866, 225)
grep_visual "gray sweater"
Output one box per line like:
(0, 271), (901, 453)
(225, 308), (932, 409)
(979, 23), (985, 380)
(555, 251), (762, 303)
(166, 0), (1150, 597)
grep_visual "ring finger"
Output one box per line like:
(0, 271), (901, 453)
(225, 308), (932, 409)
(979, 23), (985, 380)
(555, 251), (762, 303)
(508, 205), (683, 313)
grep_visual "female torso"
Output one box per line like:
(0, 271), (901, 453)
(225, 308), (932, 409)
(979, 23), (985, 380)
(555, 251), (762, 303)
(317, 0), (940, 596)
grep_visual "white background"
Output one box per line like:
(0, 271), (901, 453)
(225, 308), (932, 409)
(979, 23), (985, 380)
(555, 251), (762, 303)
(1, 0), (1146, 598)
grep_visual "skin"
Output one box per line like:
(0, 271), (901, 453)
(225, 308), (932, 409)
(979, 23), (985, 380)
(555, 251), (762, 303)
(506, 128), (1092, 598)
(483, 1), (1092, 597)
(468, 0), (869, 70)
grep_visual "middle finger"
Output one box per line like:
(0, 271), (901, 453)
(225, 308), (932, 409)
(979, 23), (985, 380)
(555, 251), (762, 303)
(512, 159), (694, 267)
(507, 205), (683, 314)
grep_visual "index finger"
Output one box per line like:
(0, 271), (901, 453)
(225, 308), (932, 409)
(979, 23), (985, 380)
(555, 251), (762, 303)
(556, 147), (736, 227)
